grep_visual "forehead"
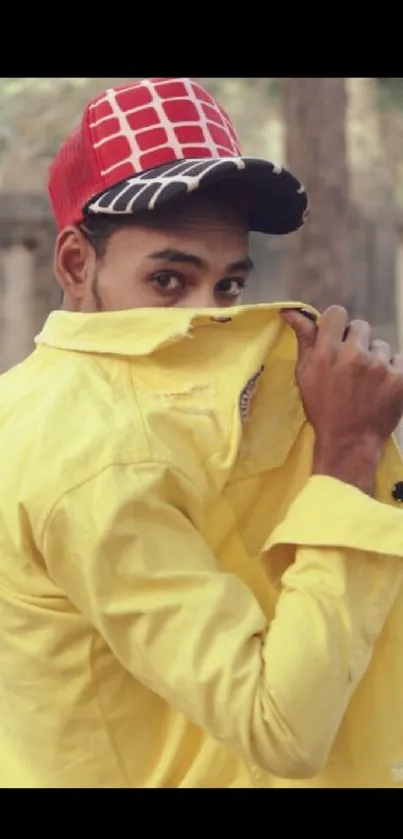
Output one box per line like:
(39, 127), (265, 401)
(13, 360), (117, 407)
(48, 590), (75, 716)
(108, 215), (249, 266)
(105, 182), (250, 260)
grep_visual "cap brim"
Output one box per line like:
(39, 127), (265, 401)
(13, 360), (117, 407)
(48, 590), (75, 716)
(84, 157), (308, 236)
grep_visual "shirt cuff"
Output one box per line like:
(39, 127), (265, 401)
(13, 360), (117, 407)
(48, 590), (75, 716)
(262, 475), (403, 558)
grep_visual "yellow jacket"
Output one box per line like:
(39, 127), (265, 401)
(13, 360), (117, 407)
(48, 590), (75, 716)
(1, 302), (403, 789)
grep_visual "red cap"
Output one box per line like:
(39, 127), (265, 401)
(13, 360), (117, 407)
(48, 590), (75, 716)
(48, 77), (308, 235)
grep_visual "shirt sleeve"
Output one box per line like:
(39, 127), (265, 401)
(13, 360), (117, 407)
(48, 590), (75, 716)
(40, 462), (403, 779)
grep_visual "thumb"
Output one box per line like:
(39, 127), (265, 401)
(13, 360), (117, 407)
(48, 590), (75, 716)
(281, 308), (318, 357)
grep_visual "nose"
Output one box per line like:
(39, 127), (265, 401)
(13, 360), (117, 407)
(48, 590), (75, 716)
(179, 286), (217, 309)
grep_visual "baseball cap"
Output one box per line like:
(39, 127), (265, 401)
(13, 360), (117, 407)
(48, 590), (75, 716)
(48, 77), (308, 235)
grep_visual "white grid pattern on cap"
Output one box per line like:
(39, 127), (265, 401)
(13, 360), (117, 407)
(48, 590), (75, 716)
(89, 102), (238, 160)
(182, 78), (239, 156)
(88, 78), (242, 178)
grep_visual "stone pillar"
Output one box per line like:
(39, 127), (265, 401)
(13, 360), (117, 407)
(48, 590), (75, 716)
(0, 192), (56, 375)
(0, 243), (36, 373)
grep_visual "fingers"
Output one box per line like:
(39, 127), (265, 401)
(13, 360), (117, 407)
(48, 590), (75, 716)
(344, 320), (372, 353)
(315, 310), (393, 362)
(282, 305), (403, 379)
(370, 339), (392, 364)
(316, 306), (350, 349)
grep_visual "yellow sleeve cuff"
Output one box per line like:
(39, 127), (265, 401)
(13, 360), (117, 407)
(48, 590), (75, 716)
(263, 475), (403, 558)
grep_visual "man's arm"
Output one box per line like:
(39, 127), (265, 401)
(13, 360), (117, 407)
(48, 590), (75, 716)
(40, 460), (403, 779)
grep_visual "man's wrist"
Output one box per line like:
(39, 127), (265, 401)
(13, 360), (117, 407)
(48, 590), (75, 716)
(312, 434), (382, 496)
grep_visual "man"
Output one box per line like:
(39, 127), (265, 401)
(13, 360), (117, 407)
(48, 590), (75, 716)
(0, 77), (403, 788)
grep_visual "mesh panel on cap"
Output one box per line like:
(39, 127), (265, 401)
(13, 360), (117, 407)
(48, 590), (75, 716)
(48, 115), (105, 230)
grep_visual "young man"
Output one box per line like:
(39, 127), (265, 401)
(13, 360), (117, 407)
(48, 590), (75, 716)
(0, 77), (403, 789)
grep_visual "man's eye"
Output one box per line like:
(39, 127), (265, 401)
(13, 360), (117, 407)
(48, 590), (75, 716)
(153, 273), (183, 292)
(217, 279), (245, 297)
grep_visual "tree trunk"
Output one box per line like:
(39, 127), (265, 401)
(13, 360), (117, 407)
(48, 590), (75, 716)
(282, 78), (351, 312)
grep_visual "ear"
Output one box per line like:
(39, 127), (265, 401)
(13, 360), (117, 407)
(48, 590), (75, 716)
(53, 225), (96, 302)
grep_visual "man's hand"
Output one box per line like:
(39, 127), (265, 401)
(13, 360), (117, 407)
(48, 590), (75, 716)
(281, 306), (403, 495)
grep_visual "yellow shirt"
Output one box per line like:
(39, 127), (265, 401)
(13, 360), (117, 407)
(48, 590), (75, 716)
(0, 302), (403, 788)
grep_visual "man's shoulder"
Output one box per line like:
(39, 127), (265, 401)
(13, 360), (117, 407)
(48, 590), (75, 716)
(0, 349), (153, 509)
(0, 350), (129, 431)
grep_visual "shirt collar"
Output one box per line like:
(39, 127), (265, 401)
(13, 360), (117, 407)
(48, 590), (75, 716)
(35, 301), (317, 358)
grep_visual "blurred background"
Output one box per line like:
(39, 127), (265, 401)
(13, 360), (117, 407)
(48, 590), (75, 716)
(1, 76), (403, 376)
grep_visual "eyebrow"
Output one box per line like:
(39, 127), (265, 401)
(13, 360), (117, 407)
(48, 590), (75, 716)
(147, 249), (254, 274)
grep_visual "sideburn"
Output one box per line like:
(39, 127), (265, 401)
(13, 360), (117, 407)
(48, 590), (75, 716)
(92, 272), (104, 312)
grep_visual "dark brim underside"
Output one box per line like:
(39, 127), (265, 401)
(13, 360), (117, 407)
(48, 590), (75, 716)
(84, 156), (308, 236)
